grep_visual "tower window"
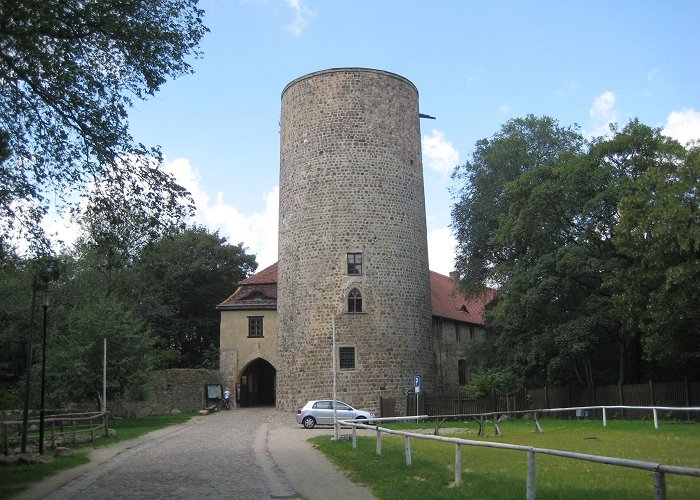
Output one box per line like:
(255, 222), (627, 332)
(248, 316), (263, 338)
(348, 288), (363, 313)
(347, 252), (363, 275)
(339, 346), (356, 370)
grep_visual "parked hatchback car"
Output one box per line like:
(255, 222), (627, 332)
(296, 400), (375, 429)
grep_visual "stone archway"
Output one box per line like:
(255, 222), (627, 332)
(239, 358), (276, 407)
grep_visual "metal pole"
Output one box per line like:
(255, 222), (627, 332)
(21, 281), (38, 454)
(526, 451), (536, 500)
(332, 316), (339, 441)
(653, 471), (666, 500)
(38, 293), (49, 455)
(404, 435), (412, 466)
(455, 444), (462, 486)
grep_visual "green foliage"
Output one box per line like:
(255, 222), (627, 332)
(452, 117), (700, 386)
(0, 0), (207, 251)
(127, 226), (257, 368)
(464, 368), (522, 398)
(0, 224), (256, 408)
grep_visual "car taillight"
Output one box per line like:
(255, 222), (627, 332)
(296, 407), (302, 414)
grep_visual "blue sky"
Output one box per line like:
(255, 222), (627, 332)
(119, 0), (700, 275)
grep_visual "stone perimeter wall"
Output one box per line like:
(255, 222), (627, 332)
(277, 68), (434, 414)
(109, 369), (221, 417)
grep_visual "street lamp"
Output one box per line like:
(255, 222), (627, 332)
(38, 291), (49, 455)
(20, 262), (58, 455)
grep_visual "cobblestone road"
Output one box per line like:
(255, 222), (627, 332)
(21, 407), (376, 500)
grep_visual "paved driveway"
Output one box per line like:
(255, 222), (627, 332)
(15, 408), (376, 500)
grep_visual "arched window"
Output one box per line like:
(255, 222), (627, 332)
(348, 288), (362, 313)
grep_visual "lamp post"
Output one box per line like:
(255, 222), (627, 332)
(38, 291), (49, 455)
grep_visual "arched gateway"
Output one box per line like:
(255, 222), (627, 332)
(239, 358), (276, 407)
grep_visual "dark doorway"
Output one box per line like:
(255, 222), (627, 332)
(239, 358), (276, 407)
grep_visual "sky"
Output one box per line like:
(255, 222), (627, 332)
(64, 1), (700, 275)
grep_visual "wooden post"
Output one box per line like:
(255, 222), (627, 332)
(684, 377), (691, 421)
(649, 380), (655, 405)
(352, 426), (357, 449)
(51, 419), (56, 449)
(455, 444), (462, 486)
(544, 385), (549, 409)
(618, 383), (625, 420)
(376, 429), (382, 455)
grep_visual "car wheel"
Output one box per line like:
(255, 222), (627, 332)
(302, 416), (316, 429)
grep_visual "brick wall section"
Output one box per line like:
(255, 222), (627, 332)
(277, 68), (434, 414)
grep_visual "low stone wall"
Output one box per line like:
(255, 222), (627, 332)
(109, 369), (221, 417)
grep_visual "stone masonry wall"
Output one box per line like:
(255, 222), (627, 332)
(277, 68), (434, 414)
(109, 369), (221, 417)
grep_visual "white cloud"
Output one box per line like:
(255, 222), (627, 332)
(663, 108), (700, 146)
(285, 0), (315, 36)
(421, 129), (459, 177)
(585, 91), (617, 138)
(164, 158), (279, 269)
(427, 226), (456, 276)
(499, 104), (511, 115)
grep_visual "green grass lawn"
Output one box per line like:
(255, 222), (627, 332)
(0, 412), (196, 499)
(312, 418), (700, 499)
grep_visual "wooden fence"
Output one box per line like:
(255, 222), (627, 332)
(2, 411), (109, 455)
(407, 380), (700, 420)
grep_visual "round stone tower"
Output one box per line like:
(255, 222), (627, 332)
(277, 68), (433, 413)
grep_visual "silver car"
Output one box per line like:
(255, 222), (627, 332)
(296, 400), (375, 429)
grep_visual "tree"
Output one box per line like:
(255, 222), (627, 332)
(47, 290), (156, 406)
(0, 0), (207, 249)
(128, 226), (257, 368)
(607, 136), (700, 378)
(452, 117), (700, 386)
(451, 115), (585, 295)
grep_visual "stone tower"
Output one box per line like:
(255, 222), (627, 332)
(276, 68), (433, 413)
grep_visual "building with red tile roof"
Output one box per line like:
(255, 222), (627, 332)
(218, 262), (494, 407)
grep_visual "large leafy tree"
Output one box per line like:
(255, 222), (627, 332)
(452, 117), (699, 387)
(0, 0), (206, 250)
(451, 115), (586, 296)
(128, 227), (257, 368)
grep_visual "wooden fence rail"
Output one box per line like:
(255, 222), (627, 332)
(2, 411), (108, 455)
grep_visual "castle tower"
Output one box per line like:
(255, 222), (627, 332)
(276, 68), (433, 413)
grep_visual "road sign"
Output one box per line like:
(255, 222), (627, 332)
(414, 375), (421, 393)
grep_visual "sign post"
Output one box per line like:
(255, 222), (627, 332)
(414, 375), (421, 419)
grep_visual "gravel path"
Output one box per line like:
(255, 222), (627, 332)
(15, 407), (376, 500)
